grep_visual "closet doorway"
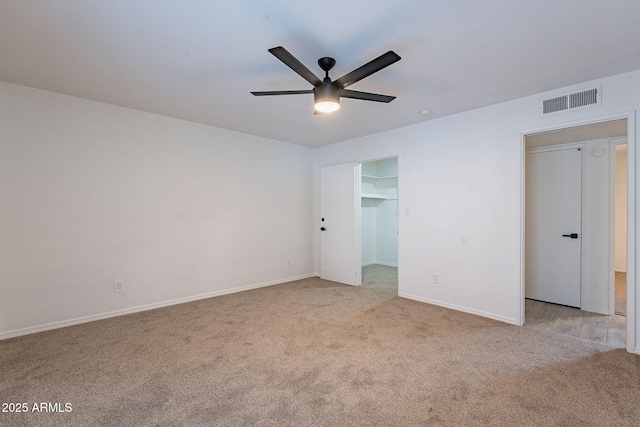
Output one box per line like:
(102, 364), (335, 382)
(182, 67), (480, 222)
(359, 158), (398, 294)
(523, 119), (628, 348)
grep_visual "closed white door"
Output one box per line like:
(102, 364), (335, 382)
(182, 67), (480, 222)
(320, 163), (358, 285)
(525, 147), (582, 307)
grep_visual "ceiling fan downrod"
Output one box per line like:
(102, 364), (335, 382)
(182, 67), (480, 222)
(318, 57), (336, 83)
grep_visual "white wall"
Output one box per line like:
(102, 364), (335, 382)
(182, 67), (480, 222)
(0, 82), (315, 339)
(376, 200), (398, 266)
(615, 145), (628, 272)
(316, 70), (639, 352)
(374, 159), (398, 266)
(361, 161), (378, 265)
(360, 197), (378, 265)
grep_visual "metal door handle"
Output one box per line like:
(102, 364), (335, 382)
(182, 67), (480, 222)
(562, 233), (579, 239)
(321, 227), (326, 231)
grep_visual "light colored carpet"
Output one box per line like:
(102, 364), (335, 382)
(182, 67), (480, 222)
(361, 263), (398, 293)
(1, 265), (639, 426)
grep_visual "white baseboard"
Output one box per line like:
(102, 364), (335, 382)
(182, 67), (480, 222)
(361, 261), (398, 267)
(0, 273), (316, 340)
(399, 292), (519, 325)
(376, 261), (398, 267)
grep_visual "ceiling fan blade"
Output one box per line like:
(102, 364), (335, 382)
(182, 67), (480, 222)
(340, 89), (396, 103)
(251, 90), (313, 96)
(268, 46), (323, 87)
(333, 51), (401, 89)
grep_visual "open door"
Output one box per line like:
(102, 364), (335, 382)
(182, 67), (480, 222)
(320, 163), (359, 285)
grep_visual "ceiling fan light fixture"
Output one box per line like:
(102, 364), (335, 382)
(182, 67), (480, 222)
(314, 84), (340, 113)
(315, 100), (340, 113)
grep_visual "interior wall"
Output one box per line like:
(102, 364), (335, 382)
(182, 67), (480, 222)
(0, 82), (315, 339)
(376, 200), (398, 266)
(315, 70), (639, 352)
(360, 198), (377, 265)
(616, 145), (628, 272)
(361, 162), (378, 266)
(375, 159), (398, 266)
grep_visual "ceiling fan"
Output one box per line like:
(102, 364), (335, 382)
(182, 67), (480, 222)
(251, 46), (401, 113)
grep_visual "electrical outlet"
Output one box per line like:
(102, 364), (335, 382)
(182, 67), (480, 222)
(114, 280), (124, 293)
(286, 258), (292, 266)
(432, 274), (439, 285)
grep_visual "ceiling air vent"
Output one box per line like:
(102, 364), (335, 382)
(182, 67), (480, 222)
(540, 86), (601, 116)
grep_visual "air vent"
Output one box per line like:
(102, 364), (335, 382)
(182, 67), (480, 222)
(569, 88), (598, 109)
(543, 96), (568, 114)
(540, 86), (601, 116)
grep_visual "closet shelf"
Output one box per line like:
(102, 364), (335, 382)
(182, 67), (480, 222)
(361, 193), (387, 199)
(362, 174), (398, 180)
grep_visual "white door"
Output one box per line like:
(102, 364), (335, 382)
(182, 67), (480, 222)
(320, 163), (359, 285)
(525, 147), (582, 307)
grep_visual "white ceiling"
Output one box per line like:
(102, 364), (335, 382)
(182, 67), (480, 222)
(1, 1), (639, 148)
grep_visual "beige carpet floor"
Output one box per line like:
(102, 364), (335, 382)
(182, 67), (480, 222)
(1, 265), (639, 426)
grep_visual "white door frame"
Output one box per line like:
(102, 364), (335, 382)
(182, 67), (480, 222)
(609, 137), (628, 315)
(519, 111), (637, 353)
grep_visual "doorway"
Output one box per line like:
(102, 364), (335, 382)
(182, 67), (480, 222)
(359, 158), (398, 294)
(523, 119), (629, 348)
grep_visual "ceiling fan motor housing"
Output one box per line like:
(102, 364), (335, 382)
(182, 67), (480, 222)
(314, 84), (340, 108)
